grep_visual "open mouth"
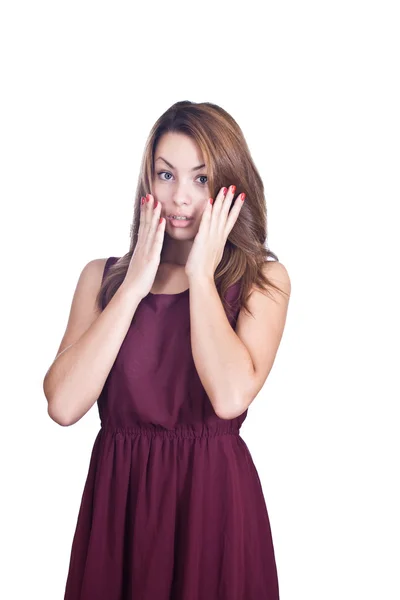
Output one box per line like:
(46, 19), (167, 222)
(167, 216), (194, 227)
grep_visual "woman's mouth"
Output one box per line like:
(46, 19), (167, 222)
(167, 216), (194, 228)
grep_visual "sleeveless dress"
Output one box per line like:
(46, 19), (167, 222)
(63, 256), (280, 600)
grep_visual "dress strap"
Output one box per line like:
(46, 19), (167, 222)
(100, 257), (120, 310)
(101, 256), (119, 285)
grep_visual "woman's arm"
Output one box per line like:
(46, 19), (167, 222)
(43, 259), (142, 426)
(189, 262), (291, 419)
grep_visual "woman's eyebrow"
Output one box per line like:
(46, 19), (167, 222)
(155, 156), (206, 171)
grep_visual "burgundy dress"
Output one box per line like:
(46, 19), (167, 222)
(63, 256), (280, 599)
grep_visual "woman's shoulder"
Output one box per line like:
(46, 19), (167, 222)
(261, 260), (291, 295)
(98, 256), (122, 270)
(266, 258), (290, 275)
(83, 257), (119, 284)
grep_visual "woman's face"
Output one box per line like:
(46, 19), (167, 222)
(152, 132), (211, 236)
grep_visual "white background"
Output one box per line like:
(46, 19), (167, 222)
(1, 0), (399, 598)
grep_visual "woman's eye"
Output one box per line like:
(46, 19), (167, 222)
(158, 171), (173, 181)
(157, 171), (208, 185)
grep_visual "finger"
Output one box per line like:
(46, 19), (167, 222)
(210, 186), (227, 221)
(150, 215), (166, 258)
(137, 196), (147, 242)
(211, 186), (231, 236)
(145, 195), (162, 253)
(197, 196), (213, 237)
(144, 193), (155, 228)
(224, 193), (245, 236)
(203, 196), (214, 218)
(220, 185), (235, 219)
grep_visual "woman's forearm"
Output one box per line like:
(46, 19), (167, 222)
(188, 277), (254, 420)
(44, 284), (142, 426)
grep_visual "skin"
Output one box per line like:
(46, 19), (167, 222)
(148, 132), (291, 417)
(147, 132), (290, 415)
(152, 131), (212, 266)
(151, 132), (245, 288)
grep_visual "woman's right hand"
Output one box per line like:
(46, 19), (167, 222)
(122, 194), (166, 299)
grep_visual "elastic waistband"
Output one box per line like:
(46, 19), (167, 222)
(101, 424), (240, 440)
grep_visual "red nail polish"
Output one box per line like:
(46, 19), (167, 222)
(146, 194), (150, 202)
(209, 198), (214, 205)
(231, 185), (236, 194)
(241, 193), (246, 201)
(222, 187), (228, 196)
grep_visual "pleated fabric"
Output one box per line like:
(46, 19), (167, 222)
(63, 256), (280, 599)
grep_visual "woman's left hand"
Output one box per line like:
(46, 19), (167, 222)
(185, 185), (246, 280)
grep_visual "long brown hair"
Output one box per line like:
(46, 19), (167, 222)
(97, 100), (286, 319)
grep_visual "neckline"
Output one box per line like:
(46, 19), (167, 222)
(148, 287), (190, 298)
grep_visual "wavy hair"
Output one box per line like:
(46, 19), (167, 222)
(96, 100), (285, 320)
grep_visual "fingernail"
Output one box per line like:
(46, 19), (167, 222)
(231, 185), (236, 194)
(240, 193), (246, 201)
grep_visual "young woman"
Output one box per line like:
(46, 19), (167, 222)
(44, 100), (291, 599)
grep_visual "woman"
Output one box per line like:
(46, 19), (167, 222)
(44, 100), (291, 599)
